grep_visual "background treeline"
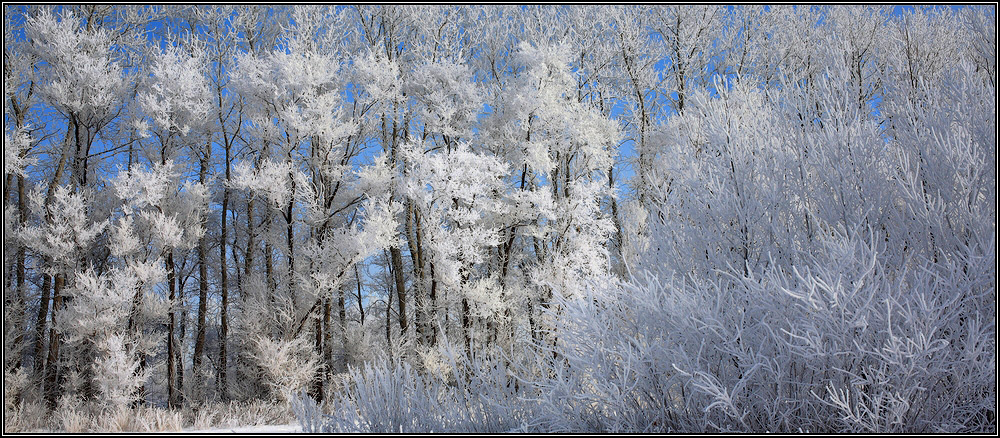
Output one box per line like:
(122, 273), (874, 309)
(3, 5), (996, 433)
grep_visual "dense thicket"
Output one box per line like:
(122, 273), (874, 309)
(3, 5), (996, 433)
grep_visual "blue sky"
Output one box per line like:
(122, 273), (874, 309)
(5, 4), (985, 203)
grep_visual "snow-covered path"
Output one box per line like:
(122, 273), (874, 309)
(179, 423), (302, 433)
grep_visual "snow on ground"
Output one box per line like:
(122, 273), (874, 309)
(180, 423), (302, 433)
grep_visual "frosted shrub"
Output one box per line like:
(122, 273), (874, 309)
(3, 367), (39, 433)
(3, 367), (30, 413)
(527, 273), (707, 432)
(93, 333), (146, 407)
(296, 344), (531, 433)
(540, 229), (996, 433)
(54, 395), (90, 433)
(3, 399), (48, 433)
(252, 335), (321, 405)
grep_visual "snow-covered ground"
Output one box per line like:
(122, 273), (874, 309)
(180, 423), (302, 433)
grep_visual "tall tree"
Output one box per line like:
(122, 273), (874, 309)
(135, 40), (211, 408)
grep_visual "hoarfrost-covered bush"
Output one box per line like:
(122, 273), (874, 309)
(539, 229), (996, 433)
(253, 335), (321, 405)
(93, 333), (147, 407)
(296, 344), (531, 433)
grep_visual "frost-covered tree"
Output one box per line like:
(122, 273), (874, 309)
(18, 185), (107, 406)
(18, 6), (128, 408)
(26, 7), (135, 188)
(399, 140), (506, 353)
(133, 37), (212, 408)
(109, 160), (206, 406)
(478, 41), (621, 356)
(2, 5), (994, 434)
(3, 8), (41, 388)
(228, 8), (411, 399)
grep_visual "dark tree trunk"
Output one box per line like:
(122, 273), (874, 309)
(33, 274), (51, 377)
(193, 159), (210, 390)
(428, 261), (437, 346)
(385, 283), (392, 348)
(43, 274), (64, 409)
(166, 251), (179, 409)
(219, 181), (230, 401)
(390, 247), (407, 336)
(127, 279), (146, 407)
(177, 263), (185, 407)
(338, 283), (347, 371)
(33, 122), (74, 381)
(355, 264), (365, 326)
(286, 172), (296, 306)
(310, 310), (323, 401)
(462, 296), (471, 359)
(405, 203), (425, 344)
(246, 197), (256, 288)
(323, 293), (332, 373)
(14, 175), (28, 367)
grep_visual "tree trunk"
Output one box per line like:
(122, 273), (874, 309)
(527, 296), (538, 347)
(286, 172), (296, 307)
(14, 175), (28, 367)
(461, 296), (471, 359)
(177, 264), (186, 407)
(385, 282), (392, 348)
(43, 274), (64, 408)
(166, 251), (178, 409)
(265, 239), (274, 292)
(246, 197), (256, 288)
(355, 264), (365, 326)
(609, 165), (626, 277)
(428, 261), (437, 346)
(50, 117), (87, 400)
(310, 310), (323, 401)
(337, 283), (347, 371)
(405, 202), (425, 344)
(216, 69), (235, 399)
(127, 278), (146, 407)
(265, 206), (275, 337)
(323, 293), (332, 374)
(389, 247), (407, 337)
(219, 171), (230, 401)
(32, 275), (51, 378)
(193, 157), (209, 393)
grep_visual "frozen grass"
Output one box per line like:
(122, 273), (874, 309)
(3, 399), (294, 433)
(294, 346), (531, 433)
